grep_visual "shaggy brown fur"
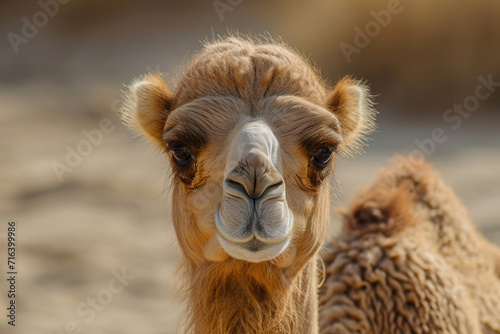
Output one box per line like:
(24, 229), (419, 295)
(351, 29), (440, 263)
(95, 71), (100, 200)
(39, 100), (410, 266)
(319, 157), (500, 333)
(121, 36), (376, 333)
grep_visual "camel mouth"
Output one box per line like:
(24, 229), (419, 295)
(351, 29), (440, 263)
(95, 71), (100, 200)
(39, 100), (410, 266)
(215, 208), (292, 263)
(216, 233), (290, 263)
(243, 237), (267, 252)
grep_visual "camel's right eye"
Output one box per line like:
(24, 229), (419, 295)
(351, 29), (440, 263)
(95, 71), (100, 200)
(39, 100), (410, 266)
(172, 145), (192, 164)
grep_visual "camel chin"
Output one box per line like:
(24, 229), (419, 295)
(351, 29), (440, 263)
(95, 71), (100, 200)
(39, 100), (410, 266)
(215, 206), (293, 263)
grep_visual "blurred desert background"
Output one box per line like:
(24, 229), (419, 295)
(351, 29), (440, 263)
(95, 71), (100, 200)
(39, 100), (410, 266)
(1, 1), (499, 333)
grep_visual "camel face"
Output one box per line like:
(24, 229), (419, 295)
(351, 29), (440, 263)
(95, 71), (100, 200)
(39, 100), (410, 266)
(121, 37), (375, 270)
(162, 93), (341, 266)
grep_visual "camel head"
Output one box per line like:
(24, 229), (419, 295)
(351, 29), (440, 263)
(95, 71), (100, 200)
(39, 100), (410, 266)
(121, 37), (375, 277)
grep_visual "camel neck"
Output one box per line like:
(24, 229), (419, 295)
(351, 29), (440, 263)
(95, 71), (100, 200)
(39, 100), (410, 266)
(186, 256), (319, 333)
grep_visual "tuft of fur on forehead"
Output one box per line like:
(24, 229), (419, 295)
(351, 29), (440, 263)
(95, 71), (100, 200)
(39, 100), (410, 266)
(173, 37), (328, 108)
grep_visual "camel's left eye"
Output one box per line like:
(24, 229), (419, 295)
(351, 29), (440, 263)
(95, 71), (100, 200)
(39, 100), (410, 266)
(313, 148), (332, 168)
(172, 145), (192, 164)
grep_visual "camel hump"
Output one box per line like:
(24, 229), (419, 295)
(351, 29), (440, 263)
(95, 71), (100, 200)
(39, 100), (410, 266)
(340, 155), (470, 237)
(338, 156), (431, 237)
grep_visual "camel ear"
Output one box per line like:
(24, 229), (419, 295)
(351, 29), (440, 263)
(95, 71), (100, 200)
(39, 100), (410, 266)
(120, 73), (172, 148)
(326, 76), (376, 154)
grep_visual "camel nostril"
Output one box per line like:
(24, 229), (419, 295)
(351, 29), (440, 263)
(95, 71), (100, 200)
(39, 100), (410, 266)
(257, 180), (284, 200)
(224, 179), (249, 199)
(225, 174), (284, 200)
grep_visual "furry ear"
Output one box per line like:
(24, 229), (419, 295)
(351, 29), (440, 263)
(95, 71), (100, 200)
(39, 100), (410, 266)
(326, 76), (376, 155)
(120, 73), (172, 148)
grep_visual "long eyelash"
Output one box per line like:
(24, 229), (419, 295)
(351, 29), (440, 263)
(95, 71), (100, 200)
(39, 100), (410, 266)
(302, 137), (339, 154)
(163, 119), (207, 152)
(164, 140), (185, 153)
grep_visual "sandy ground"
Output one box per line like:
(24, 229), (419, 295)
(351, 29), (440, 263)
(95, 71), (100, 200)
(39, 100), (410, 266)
(1, 84), (499, 334)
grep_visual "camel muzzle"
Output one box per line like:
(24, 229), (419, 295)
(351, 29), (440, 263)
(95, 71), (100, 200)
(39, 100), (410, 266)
(215, 120), (293, 263)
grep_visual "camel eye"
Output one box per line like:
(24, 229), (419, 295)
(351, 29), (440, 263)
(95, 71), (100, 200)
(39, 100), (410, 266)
(313, 148), (332, 168)
(172, 145), (192, 164)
